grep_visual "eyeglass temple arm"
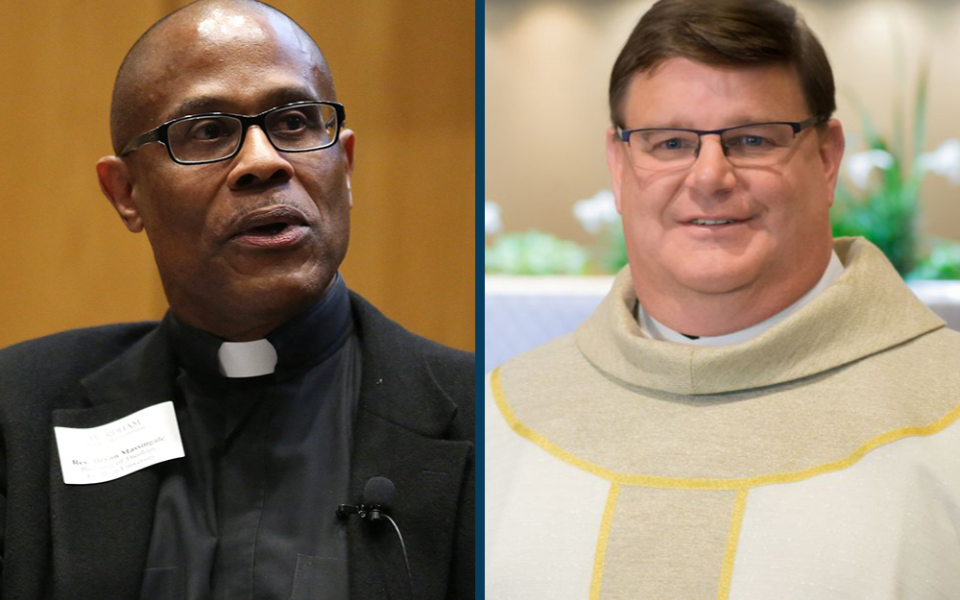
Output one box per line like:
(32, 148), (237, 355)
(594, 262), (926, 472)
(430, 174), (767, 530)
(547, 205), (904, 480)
(792, 115), (829, 134)
(120, 129), (162, 156)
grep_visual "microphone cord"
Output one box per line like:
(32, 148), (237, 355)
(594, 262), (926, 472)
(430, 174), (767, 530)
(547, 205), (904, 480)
(382, 513), (413, 596)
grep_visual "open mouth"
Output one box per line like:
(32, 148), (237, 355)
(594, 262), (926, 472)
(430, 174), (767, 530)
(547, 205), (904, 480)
(229, 206), (310, 248)
(246, 222), (291, 236)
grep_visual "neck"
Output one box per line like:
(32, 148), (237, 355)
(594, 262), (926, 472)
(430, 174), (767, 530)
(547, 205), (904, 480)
(166, 273), (354, 380)
(635, 247), (834, 338)
(172, 302), (311, 342)
(168, 274), (339, 341)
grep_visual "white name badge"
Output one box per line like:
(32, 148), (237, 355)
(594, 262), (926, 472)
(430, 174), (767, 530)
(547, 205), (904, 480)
(54, 401), (185, 485)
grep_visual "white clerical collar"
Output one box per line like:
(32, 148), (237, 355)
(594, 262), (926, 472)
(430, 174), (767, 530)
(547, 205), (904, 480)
(639, 250), (845, 347)
(217, 339), (279, 378)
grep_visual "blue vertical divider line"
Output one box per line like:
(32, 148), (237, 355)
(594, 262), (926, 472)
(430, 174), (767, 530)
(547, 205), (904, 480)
(474, 0), (485, 598)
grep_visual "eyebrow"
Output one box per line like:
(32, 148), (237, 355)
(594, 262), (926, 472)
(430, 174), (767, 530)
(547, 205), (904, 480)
(168, 86), (325, 120)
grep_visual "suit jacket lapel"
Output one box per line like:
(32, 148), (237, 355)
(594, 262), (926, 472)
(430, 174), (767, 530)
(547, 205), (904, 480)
(347, 413), (472, 600)
(346, 294), (473, 600)
(49, 324), (179, 600)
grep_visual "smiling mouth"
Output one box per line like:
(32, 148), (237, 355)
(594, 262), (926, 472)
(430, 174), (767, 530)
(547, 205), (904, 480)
(685, 217), (750, 227)
(690, 219), (735, 226)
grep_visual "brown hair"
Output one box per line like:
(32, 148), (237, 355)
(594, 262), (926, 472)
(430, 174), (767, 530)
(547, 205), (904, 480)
(608, 0), (834, 126)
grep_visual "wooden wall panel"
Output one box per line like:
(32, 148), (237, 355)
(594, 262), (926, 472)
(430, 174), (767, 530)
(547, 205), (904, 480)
(0, 0), (475, 351)
(0, 1), (168, 349)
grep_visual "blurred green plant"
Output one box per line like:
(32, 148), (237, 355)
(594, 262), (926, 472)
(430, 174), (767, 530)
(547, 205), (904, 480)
(596, 221), (629, 274)
(910, 240), (960, 280)
(573, 190), (628, 273)
(831, 58), (960, 279)
(830, 62), (926, 275)
(484, 230), (590, 275)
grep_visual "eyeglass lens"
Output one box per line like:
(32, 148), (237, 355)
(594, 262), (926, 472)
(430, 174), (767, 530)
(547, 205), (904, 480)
(167, 103), (339, 163)
(630, 123), (799, 170)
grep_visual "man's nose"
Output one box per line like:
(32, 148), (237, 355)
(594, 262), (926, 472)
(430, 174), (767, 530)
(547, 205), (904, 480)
(227, 126), (294, 189)
(685, 134), (736, 196)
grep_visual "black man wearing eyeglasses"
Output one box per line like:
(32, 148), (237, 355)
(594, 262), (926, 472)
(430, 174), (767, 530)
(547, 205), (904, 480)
(0, 2), (474, 599)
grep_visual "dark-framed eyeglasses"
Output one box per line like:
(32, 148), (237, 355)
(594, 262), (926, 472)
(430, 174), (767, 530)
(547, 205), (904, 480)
(616, 115), (828, 171)
(119, 101), (346, 165)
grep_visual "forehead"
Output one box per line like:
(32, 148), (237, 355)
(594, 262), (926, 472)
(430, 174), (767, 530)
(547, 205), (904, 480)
(621, 58), (807, 129)
(137, 9), (330, 123)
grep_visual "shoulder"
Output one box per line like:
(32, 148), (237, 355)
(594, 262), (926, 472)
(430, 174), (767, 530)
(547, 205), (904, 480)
(0, 322), (159, 407)
(493, 332), (584, 391)
(890, 325), (960, 382)
(489, 332), (592, 419)
(349, 291), (473, 378)
(0, 321), (157, 368)
(348, 291), (474, 435)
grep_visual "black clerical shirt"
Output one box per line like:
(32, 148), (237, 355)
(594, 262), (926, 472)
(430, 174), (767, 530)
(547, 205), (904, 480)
(140, 276), (360, 600)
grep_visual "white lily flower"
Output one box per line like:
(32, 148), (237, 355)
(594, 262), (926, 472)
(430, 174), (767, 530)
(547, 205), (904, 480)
(844, 149), (894, 188)
(573, 189), (619, 234)
(485, 201), (503, 235)
(917, 139), (960, 185)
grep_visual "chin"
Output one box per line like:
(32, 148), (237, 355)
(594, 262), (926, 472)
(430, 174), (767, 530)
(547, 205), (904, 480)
(671, 261), (762, 295)
(251, 267), (334, 303)
(204, 262), (332, 312)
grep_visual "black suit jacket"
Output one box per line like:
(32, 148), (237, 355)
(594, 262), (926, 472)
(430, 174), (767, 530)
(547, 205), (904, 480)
(0, 293), (475, 600)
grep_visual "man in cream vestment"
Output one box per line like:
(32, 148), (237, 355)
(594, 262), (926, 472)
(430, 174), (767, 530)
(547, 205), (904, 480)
(485, 0), (960, 598)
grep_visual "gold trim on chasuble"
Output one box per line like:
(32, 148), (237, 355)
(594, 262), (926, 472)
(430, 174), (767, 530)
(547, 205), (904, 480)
(491, 368), (960, 599)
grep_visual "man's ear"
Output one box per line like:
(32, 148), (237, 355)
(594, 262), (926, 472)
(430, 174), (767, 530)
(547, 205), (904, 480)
(606, 127), (626, 214)
(819, 119), (845, 207)
(96, 156), (143, 232)
(338, 128), (355, 207)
